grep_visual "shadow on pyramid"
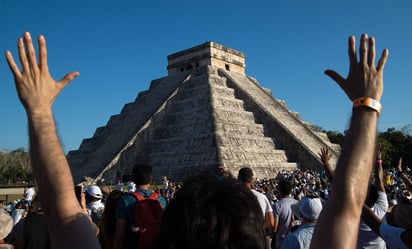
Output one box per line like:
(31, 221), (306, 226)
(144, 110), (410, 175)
(67, 42), (340, 184)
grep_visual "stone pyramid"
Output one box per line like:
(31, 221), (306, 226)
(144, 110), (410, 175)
(67, 42), (340, 184)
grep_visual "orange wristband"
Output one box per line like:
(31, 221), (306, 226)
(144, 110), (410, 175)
(353, 97), (381, 115)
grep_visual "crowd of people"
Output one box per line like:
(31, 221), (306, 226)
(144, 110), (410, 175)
(0, 31), (411, 248)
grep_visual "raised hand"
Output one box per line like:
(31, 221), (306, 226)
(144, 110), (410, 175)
(324, 34), (388, 102)
(5, 32), (79, 113)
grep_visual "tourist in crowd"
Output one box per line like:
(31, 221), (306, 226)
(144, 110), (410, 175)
(238, 167), (275, 248)
(9, 199), (50, 249)
(154, 171), (267, 249)
(273, 178), (298, 249)
(84, 185), (105, 225)
(5, 32), (100, 248)
(23, 185), (35, 206)
(98, 190), (124, 249)
(113, 163), (167, 249)
(282, 197), (323, 249)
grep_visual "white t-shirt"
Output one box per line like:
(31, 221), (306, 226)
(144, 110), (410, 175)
(251, 189), (273, 216)
(24, 187), (35, 201)
(357, 191), (388, 249)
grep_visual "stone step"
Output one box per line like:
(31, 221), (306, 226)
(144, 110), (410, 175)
(164, 107), (212, 123)
(150, 135), (217, 152)
(213, 110), (256, 123)
(216, 135), (276, 149)
(219, 149), (288, 163)
(149, 149), (219, 165)
(214, 122), (265, 137)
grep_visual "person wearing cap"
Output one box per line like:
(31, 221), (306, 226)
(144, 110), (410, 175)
(0, 209), (13, 249)
(282, 197), (322, 249)
(85, 185), (105, 225)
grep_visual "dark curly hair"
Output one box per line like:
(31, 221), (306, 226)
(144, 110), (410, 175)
(154, 171), (266, 249)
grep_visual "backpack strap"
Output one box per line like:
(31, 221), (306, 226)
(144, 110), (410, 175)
(131, 191), (159, 201)
(131, 191), (145, 201)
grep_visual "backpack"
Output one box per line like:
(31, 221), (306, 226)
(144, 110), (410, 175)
(130, 191), (163, 249)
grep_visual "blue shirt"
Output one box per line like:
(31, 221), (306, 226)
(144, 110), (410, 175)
(282, 223), (316, 249)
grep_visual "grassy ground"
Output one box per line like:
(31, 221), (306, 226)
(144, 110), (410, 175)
(0, 194), (23, 204)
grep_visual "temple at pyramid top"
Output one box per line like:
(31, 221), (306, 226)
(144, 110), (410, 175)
(68, 41), (341, 184)
(167, 42), (246, 75)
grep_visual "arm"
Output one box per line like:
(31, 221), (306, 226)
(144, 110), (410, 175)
(264, 211), (275, 234)
(396, 157), (412, 192)
(318, 147), (334, 182)
(375, 145), (385, 192)
(273, 217), (279, 234)
(5, 32), (100, 249)
(361, 204), (381, 235)
(310, 34), (388, 249)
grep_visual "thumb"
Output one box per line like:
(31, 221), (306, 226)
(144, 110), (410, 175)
(324, 70), (349, 97)
(324, 70), (345, 87)
(57, 71), (80, 90)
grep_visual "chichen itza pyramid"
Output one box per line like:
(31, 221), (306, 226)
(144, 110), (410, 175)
(67, 42), (340, 184)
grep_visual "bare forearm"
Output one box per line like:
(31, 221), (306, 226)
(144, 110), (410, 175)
(27, 109), (79, 216)
(311, 108), (378, 249)
(400, 173), (412, 192)
(333, 108), (378, 206)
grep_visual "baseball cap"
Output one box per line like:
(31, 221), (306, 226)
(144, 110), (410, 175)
(85, 185), (103, 199)
(292, 197), (323, 220)
(0, 209), (13, 240)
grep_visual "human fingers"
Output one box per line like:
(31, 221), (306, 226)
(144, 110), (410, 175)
(23, 32), (39, 72)
(376, 49), (389, 72)
(56, 71), (80, 91)
(368, 37), (376, 67)
(17, 37), (29, 74)
(348, 35), (357, 68)
(38, 35), (49, 73)
(359, 34), (368, 66)
(324, 70), (348, 96)
(5, 51), (22, 79)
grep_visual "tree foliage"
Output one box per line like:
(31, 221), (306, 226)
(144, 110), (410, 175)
(0, 148), (32, 184)
(324, 126), (412, 169)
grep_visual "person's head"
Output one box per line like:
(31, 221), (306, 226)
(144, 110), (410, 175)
(132, 163), (153, 186)
(85, 185), (103, 202)
(278, 179), (293, 197)
(155, 171), (266, 249)
(384, 203), (412, 230)
(237, 167), (254, 184)
(292, 197), (323, 223)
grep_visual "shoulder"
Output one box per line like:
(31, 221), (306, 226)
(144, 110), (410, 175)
(379, 224), (409, 249)
(282, 231), (299, 249)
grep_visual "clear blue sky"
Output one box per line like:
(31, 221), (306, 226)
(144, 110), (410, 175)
(0, 1), (411, 153)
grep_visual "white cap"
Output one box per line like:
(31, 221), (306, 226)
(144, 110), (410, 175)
(0, 209), (13, 240)
(295, 197), (323, 220)
(85, 185), (103, 199)
(127, 182), (136, 193)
